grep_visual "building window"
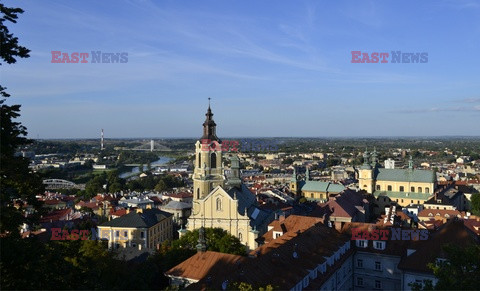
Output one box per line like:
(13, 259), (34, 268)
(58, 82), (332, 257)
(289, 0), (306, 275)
(375, 261), (382, 271)
(411, 186), (415, 192)
(198, 154), (201, 168)
(356, 240), (367, 248)
(211, 153), (217, 169)
(400, 186), (404, 192)
(418, 187), (422, 193)
(311, 193), (314, 198)
(376, 185), (381, 191)
(387, 185), (392, 191)
(115, 231), (119, 238)
(238, 232), (243, 241)
(197, 188), (200, 199)
(140, 231), (145, 239)
(357, 259), (363, 268)
(216, 198), (222, 211)
(357, 277), (363, 286)
(425, 187), (430, 193)
(374, 241), (386, 250)
(411, 200), (413, 203)
(375, 280), (382, 289)
(123, 231), (127, 238)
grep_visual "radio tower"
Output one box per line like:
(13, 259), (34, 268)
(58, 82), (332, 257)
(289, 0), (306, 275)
(101, 129), (104, 150)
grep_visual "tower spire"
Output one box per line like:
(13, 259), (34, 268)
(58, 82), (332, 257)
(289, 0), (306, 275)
(201, 98), (219, 141)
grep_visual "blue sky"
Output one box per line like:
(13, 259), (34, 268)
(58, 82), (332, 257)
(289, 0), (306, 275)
(2, 0), (480, 138)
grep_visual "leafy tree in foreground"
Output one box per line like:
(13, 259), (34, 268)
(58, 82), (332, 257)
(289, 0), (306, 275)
(410, 244), (480, 290)
(171, 227), (247, 256)
(0, 2), (44, 235)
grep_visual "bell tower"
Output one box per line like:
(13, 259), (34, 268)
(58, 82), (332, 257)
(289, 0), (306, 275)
(359, 150), (374, 193)
(193, 99), (225, 200)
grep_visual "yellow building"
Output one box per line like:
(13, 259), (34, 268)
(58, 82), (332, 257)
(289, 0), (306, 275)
(98, 208), (173, 250)
(358, 150), (436, 209)
(187, 104), (274, 250)
(290, 168), (346, 201)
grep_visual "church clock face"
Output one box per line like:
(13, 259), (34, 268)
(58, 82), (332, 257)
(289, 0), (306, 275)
(192, 201), (201, 216)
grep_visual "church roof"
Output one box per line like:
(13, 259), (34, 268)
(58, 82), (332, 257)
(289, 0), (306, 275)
(162, 200), (192, 210)
(374, 168), (435, 183)
(301, 181), (345, 193)
(226, 184), (273, 229)
(374, 190), (433, 201)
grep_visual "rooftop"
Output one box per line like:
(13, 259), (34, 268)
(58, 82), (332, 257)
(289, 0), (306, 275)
(100, 209), (172, 228)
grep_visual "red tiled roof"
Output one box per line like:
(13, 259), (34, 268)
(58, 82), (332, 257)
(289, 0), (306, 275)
(418, 209), (461, 219)
(166, 251), (245, 281)
(40, 208), (72, 222)
(261, 215), (323, 244)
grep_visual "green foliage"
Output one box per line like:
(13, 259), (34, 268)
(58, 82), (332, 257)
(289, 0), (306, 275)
(471, 193), (480, 216)
(117, 151), (158, 165)
(0, 3), (44, 235)
(229, 281), (275, 291)
(171, 228), (246, 256)
(0, 4), (30, 64)
(126, 173), (184, 192)
(0, 237), (167, 289)
(427, 244), (480, 290)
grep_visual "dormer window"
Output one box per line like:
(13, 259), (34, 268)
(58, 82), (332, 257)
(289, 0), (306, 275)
(374, 241), (386, 250)
(356, 240), (368, 248)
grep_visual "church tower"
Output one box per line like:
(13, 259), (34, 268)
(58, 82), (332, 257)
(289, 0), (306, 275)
(359, 150), (375, 193)
(193, 101), (225, 200)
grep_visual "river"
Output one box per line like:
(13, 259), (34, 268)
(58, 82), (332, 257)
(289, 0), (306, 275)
(118, 156), (173, 178)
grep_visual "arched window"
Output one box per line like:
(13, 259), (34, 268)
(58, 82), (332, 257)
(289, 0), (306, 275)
(411, 187), (415, 192)
(376, 185), (381, 191)
(399, 186), (404, 192)
(216, 197), (222, 211)
(197, 188), (200, 199)
(425, 187), (430, 193)
(211, 153), (217, 169)
(418, 187), (422, 193)
(198, 154), (201, 168)
(238, 232), (243, 242)
(387, 185), (392, 191)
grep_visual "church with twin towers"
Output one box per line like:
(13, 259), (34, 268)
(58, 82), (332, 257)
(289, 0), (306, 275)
(186, 102), (273, 250)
